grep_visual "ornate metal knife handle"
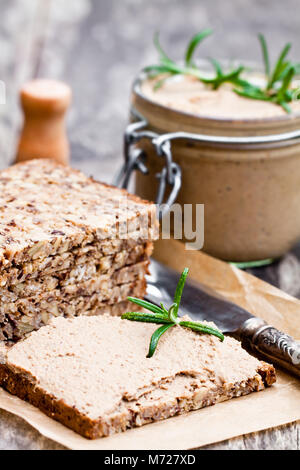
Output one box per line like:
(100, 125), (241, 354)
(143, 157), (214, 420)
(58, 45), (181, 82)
(240, 317), (300, 377)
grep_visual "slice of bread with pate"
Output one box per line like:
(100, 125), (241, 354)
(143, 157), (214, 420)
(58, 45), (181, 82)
(0, 315), (276, 439)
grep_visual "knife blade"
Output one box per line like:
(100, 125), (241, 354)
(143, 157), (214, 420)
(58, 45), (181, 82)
(146, 259), (300, 377)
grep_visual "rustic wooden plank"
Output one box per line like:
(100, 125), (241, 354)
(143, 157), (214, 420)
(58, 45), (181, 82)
(0, 409), (64, 450)
(0, 408), (298, 451)
(204, 421), (300, 450)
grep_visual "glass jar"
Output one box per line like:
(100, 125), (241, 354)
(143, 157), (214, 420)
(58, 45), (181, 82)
(118, 72), (300, 263)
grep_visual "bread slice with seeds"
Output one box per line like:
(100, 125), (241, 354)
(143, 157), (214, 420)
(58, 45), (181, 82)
(0, 315), (276, 439)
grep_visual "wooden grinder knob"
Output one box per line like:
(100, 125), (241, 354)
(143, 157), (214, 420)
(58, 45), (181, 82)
(16, 79), (72, 165)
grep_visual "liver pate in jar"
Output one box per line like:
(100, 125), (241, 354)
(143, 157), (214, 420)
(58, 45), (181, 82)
(123, 73), (300, 263)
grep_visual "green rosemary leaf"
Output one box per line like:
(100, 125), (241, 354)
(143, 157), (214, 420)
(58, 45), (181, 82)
(276, 65), (295, 102)
(234, 86), (270, 101)
(153, 77), (169, 91)
(179, 321), (225, 342)
(277, 42), (292, 66)
(173, 268), (189, 317)
(185, 29), (213, 66)
(276, 61), (290, 81)
(123, 268), (224, 357)
(284, 89), (294, 101)
(145, 60), (186, 77)
(293, 63), (300, 75)
(163, 61), (193, 75)
(268, 42), (291, 89)
(168, 303), (178, 323)
(218, 67), (244, 89)
(226, 66), (245, 80)
(258, 33), (270, 79)
(122, 312), (171, 324)
(147, 324), (174, 358)
(127, 297), (166, 315)
(279, 101), (292, 113)
(143, 64), (173, 76)
(154, 32), (172, 63)
(233, 77), (261, 89)
(208, 57), (223, 78)
(202, 63), (244, 90)
(160, 303), (169, 316)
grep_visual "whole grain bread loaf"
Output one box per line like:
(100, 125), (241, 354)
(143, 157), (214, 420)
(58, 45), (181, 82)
(0, 240), (153, 289)
(0, 277), (147, 341)
(0, 159), (158, 272)
(0, 315), (276, 440)
(0, 260), (149, 302)
(0, 160), (158, 345)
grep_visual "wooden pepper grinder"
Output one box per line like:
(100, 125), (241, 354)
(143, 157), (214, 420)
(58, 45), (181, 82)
(16, 79), (72, 165)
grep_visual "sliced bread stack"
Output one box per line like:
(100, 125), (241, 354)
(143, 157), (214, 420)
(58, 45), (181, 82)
(0, 159), (158, 342)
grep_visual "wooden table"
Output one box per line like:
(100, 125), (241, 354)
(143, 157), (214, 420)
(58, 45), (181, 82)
(0, 0), (299, 450)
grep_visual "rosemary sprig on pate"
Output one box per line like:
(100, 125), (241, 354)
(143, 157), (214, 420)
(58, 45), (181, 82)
(122, 268), (224, 358)
(145, 30), (300, 113)
(145, 30), (245, 92)
(234, 34), (300, 113)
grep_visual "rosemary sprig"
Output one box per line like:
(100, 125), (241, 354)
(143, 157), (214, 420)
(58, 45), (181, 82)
(185, 29), (213, 67)
(233, 34), (300, 113)
(145, 30), (245, 91)
(204, 58), (245, 90)
(122, 268), (224, 358)
(145, 30), (300, 113)
(258, 33), (270, 80)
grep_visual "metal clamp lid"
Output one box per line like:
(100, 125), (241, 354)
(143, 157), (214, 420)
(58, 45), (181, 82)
(114, 112), (182, 219)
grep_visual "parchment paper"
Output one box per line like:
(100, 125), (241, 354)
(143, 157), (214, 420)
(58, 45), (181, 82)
(0, 238), (299, 450)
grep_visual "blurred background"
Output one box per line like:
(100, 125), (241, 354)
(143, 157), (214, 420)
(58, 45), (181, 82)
(0, 0), (299, 180)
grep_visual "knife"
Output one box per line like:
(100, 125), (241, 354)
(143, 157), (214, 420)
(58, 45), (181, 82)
(146, 259), (300, 378)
